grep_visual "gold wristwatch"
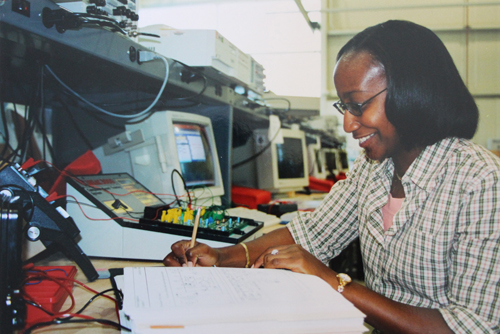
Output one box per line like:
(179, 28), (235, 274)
(336, 273), (352, 293)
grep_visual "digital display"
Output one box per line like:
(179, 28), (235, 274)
(324, 151), (338, 172)
(276, 137), (305, 179)
(173, 123), (216, 188)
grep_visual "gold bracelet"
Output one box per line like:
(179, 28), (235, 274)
(240, 242), (250, 268)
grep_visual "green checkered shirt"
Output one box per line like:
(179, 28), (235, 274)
(288, 137), (500, 333)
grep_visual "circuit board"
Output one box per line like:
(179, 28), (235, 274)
(140, 206), (262, 238)
(67, 174), (263, 244)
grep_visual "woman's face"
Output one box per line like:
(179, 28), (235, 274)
(333, 51), (402, 162)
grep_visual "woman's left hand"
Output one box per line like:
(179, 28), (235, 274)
(253, 244), (333, 278)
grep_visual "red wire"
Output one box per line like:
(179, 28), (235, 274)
(22, 272), (76, 316)
(41, 159), (191, 198)
(68, 278), (121, 324)
(22, 268), (121, 330)
(64, 194), (140, 222)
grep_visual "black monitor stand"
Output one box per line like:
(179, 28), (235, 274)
(0, 165), (98, 282)
(0, 191), (26, 333)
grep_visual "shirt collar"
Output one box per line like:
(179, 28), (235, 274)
(375, 137), (460, 192)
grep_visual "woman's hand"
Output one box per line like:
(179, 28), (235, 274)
(253, 244), (334, 279)
(163, 240), (220, 267)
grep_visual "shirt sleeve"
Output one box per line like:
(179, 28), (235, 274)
(439, 169), (500, 333)
(287, 156), (364, 264)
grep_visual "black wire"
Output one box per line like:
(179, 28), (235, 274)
(3, 39), (37, 162)
(23, 299), (55, 316)
(23, 318), (131, 334)
(37, 65), (56, 162)
(0, 102), (14, 160)
(72, 288), (115, 316)
(80, 18), (127, 35)
(72, 12), (122, 24)
(32, 112), (56, 163)
(11, 71), (39, 164)
(170, 59), (210, 101)
(1, 34), (43, 165)
(257, 97), (291, 112)
(91, 94), (203, 112)
(172, 75), (208, 101)
(56, 92), (125, 130)
(6, 104), (24, 163)
(70, 13), (127, 35)
(232, 126), (283, 169)
(21, 65), (40, 162)
(18, 104), (33, 163)
(21, 284), (129, 333)
(40, 63), (46, 161)
(171, 169), (191, 207)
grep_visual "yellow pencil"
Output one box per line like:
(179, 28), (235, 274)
(190, 207), (202, 249)
(150, 325), (185, 329)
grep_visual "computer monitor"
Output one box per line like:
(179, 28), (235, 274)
(253, 128), (309, 193)
(338, 149), (350, 173)
(307, 138), (326, 179)
(322, 148), (349, 179)
(95, 111), (224, 206)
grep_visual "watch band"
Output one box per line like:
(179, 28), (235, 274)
(336, 273), (352, 293)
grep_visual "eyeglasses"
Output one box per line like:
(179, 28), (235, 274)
(333, 88), (387, 117)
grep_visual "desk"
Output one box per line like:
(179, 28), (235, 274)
(28, 253), (163, 334)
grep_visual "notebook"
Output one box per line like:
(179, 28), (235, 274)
(118, 267), (366, 334)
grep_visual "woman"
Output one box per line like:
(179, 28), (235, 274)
(163, 20), (500, 333)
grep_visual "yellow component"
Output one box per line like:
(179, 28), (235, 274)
(160, 210), (168, 222)
(165, 208), (179, 223)
(183, 208), (194, 223)
(172, 208), (182, 224)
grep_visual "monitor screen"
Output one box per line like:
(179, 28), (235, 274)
(174, 122), (216, 188)
(321, 148), (349, 178)
(324, 150), (338, 173)
(338, 150), (349, 170)
(254, 128), (309, 193)
(277, 137), (305, 179)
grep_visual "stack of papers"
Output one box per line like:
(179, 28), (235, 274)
(121, 267), (366, 333)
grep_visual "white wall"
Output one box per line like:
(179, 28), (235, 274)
(138, 0), (322, 97)
(138, 0), (500, 157)
(320, 0), (500, 159)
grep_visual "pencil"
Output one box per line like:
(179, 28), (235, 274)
(190, 207), (202, 249)
(150, 325), (185, 329)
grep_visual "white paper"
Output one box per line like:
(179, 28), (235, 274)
(121, 267), (365, 333)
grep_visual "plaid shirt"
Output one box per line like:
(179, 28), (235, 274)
(288, 137), (500, 333)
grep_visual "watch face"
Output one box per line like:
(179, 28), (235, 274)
(338, 273), (352, 283)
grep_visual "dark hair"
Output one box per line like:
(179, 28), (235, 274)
(337, 20), (478, 150)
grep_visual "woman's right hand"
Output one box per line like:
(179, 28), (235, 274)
(162, 240), (220, 267)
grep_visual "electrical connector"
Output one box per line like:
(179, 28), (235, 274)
(137, 50), (158, 64)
